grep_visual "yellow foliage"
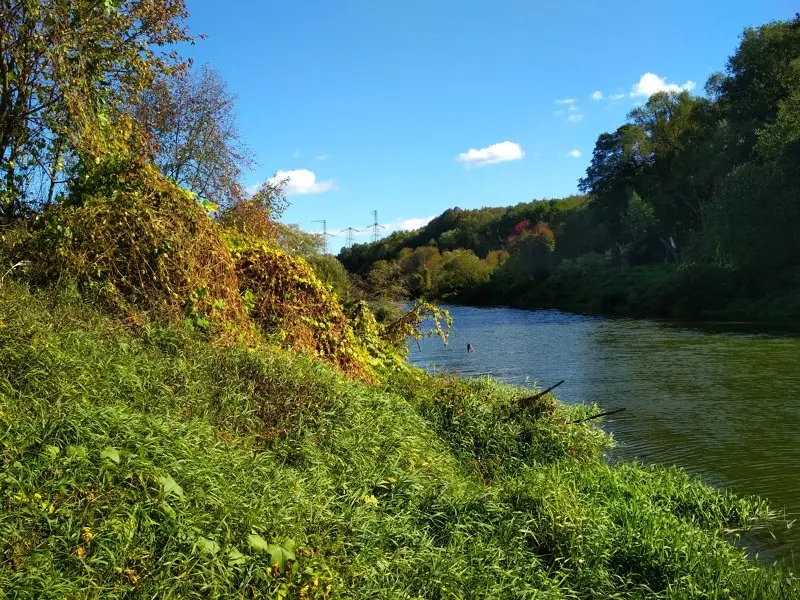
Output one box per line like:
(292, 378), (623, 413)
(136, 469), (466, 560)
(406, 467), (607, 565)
(15, 157), (417, 381)
(233, 244), (375, 382)
(24, 159), (250, 340)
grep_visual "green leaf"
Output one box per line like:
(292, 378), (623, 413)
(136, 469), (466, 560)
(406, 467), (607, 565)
(160, 502), (176, 519)
(100, 447), (120, 464)
(227, 547), (247, 567)
(66, 445), (87, 459)
(158, 474), (184, 498)
(195, 536), (220, 556)
(247, 533), (269, 553)
(266, 540), (296, 573)
(43, 445), (60, 460)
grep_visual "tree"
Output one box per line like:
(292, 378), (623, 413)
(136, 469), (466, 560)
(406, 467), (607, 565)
(0, 0), (192, 222)
(135, 64), (254, 208)
(500, 223), (556, 282)
(435, 249), (491, 296)
(721, 15), (800, 142)
(367, 260), (407, 300)
(579, 125), (648, 252)
(628, 91), (715, 246)
(704, 15), (800, 275)
(274, 223), (324, 257)
(708, 159), (800, 272)
(396, 245), (442, 297)
(218, 178), (290, 240)
(305, 254), (350, 299)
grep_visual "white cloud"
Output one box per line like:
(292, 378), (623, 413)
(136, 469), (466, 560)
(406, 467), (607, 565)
(316, 153), (330, 161)
(630, 72), (696, 98)
(610, 93), (625, 101)
(567, 149), (582, 158)
(568, 104), (580, 112)
(456, 141), (524, 168)
(398, 216), (435, 231)
(555, 97), (576, 104)
(268, 169), (336, 195)
(566, 113), (584, 123)
(591, 91), (604, 101)
(244, 183), (260, 196)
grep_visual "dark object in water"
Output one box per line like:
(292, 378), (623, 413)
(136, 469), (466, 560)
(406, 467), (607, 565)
(518, 380), (565, 409)
(569, 407), (626, 424)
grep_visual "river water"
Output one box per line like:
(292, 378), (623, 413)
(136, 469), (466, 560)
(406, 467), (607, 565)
(408, 305), (800, 566)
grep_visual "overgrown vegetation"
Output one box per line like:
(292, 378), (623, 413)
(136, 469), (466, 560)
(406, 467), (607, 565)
(21, 159), (251, 338)
(339, 15), (800, 321)
(1, 285), (796, 598)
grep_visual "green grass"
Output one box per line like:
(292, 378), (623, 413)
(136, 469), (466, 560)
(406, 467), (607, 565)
(0, 285), (797, 598)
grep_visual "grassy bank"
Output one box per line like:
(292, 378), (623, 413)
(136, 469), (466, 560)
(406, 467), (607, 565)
(1, 285), (796, 598)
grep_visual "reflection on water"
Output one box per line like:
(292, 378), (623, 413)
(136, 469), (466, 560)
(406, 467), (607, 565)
(409, 305), (800, 565)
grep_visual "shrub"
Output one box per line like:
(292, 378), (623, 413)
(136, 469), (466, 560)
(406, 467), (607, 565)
(218, 199), (276, 239)
(233, 245), (373, 381)
(305, 254), (351, 300)
(21, 159), (249, 338)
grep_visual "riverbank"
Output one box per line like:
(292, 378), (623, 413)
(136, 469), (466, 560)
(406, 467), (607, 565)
(1, 285), (797, 598)
(408, 303), (800, 566)
(452, 263), (800, 323)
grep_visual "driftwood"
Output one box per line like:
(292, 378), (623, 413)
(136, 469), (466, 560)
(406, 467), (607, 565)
(569, 408), (626, 424)
(518, 380), (564, 409)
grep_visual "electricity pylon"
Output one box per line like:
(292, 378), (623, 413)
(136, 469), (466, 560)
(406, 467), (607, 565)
(311, 219), (333, 253)
(368, 210), (385, 243)
(342, 227), (361, 247)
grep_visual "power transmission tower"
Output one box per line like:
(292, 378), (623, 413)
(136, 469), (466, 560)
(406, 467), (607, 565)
(342, 227), (361, 247)
(368, 210), (385, 243)
(311, 219), (333, 253)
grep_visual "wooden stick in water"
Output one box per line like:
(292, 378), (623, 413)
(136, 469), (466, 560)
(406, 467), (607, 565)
(569, 407), (626, 424)
(518, 380), (565, 409)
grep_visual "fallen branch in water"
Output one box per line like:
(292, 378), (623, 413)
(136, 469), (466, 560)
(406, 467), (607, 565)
(518, 380), (565, 409)
(569, 408), (626, 424)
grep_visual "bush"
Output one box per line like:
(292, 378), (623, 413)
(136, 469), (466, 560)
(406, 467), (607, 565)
(305, 254), (351, 300)
(233, 245), (373, 381)
(21, 159), (249, 338)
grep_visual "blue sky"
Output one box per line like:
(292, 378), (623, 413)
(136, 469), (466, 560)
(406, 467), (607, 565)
(185, 0), (795, 253)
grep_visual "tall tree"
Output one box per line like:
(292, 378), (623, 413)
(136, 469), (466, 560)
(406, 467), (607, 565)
(135, 64), (254, 208)
(579, 125), (647, 253)
(0, 0), (192, 222)
(721, 15), (800, 142)
(629, 91), (715, 246)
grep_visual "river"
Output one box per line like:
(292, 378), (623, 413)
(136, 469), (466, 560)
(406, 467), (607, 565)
(408, 305), (800, 566)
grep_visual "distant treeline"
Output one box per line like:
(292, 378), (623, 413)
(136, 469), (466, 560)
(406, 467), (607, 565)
(339, 15), (800, 320)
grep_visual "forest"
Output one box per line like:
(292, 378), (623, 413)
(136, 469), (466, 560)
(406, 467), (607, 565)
(339, 15), (800, 319)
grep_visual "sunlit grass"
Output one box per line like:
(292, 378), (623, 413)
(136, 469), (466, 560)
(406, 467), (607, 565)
(0, 285), (796, 598)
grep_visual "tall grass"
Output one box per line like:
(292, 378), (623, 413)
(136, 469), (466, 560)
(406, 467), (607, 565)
(0, 285), (796, 598)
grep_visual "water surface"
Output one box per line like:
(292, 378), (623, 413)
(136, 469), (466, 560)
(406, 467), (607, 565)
(409, 305), (800, 565)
